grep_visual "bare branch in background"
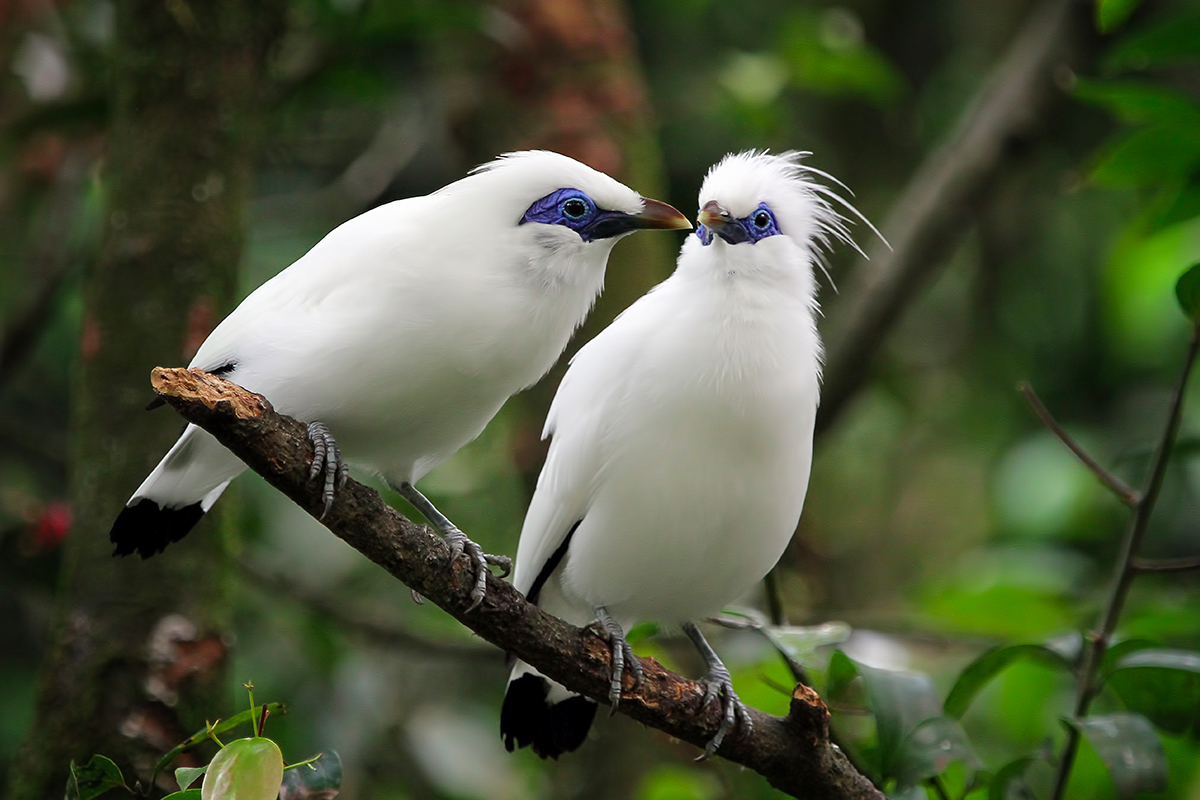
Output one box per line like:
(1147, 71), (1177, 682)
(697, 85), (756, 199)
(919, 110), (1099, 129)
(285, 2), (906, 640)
(1019, 381), (1141, 506)
(817, 0), (1092, 436)
(152, 367), (885, 800)
(1131, 556), (1200, 574)
(239, 560), (499, 660)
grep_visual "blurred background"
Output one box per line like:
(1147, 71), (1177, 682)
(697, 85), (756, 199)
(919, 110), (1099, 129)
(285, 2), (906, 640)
(2, 0), (1200, 797)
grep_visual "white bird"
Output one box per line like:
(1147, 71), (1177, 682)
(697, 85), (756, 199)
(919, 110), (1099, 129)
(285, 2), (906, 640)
(110, 150), (690, 608)
(501, 151), (864, 758)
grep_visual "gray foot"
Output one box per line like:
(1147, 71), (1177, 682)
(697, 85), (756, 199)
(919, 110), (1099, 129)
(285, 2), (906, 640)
(595, 607), (643, 712)
(683, 622), (753, 760)
(393, 481), (511, 612)
(307, 422), (349, 518)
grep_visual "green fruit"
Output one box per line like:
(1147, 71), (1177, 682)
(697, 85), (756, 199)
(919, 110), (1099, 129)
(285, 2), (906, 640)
(201, 738), (284, 800)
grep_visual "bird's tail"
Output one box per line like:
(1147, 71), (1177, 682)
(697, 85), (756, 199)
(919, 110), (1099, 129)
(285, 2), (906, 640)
(501, 660), (597, 759)
(110, 424), (246, 558)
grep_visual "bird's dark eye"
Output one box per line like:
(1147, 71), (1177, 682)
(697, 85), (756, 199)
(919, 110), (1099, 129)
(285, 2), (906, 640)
(753, 211), (771, 229)
(563, 198), (588, 219)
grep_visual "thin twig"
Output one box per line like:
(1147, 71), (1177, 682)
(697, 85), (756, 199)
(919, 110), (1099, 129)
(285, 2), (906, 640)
(764, 569), (787, 626)
(1050, 319), (1200, 800)
(1130, 555), (1200, 574)
(239, 560), (499, 660)
(1018, 381), (1141, 506)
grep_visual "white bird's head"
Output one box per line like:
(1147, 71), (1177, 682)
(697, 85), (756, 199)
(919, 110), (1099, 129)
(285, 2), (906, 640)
(457, 150), (690, 257)
(690, 150), (866, 285)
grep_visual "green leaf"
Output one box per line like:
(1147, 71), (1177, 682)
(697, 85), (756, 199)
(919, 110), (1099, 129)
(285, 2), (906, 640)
(175, 765), (208, 791)
(763, 622), (852, 662)
(892, 716), (982, 789)
(1071, 713), (1168, 799)
(1073, 80), (1200, 127)
(161, 791), (202, 800)
(944, 644), (1074, 718)
(826, 650), (862, 699)
(857, 663), (941, 779)
(201, 738), (284, 800)
(1105, 11), (1200, 72)
(987, 757), (1036, 800)
(152, 702), (286, 779)
(827, 652), (943, 778)
(1090, 126), (1200, 188)
(1097, 0), (1145, 32)
(280, 751), (343, 800)
(1100, 638), (1159, 675)
(1108, 648), (1200, 734)
(1175, 264), (1200, 322)
(65, 755), (129, 800)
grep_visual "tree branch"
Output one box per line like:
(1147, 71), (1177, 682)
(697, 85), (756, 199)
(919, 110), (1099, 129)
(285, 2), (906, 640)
(1050, 318), (1200, 800)
(1131, 556), (1200, 574)
(1018, 381), (1140, 506)
(817, 0), (1091, 436)
(150, 367), (885, 800)
(238, 560), (499, 660)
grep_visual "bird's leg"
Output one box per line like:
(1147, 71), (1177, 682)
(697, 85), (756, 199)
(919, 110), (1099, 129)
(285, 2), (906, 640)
(306, 422), (350, 519)
(593, 607), (643, 713)
(683, 622), (753, 760)
(391, 481), (511, 612)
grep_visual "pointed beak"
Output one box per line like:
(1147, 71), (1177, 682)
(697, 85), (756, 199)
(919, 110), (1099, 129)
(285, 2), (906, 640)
(631, 197), (693, 231)
(582, 198), (692, 240)
(697, 200), (748, 244)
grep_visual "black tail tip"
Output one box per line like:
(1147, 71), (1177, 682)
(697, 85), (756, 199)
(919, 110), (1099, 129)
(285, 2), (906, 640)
(110, 499), (205, 559)
(501, 673), (597, 760)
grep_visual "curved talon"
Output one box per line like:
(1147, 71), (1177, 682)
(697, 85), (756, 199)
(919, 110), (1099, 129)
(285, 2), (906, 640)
(306, 422), (347, 519)
(594, 608), (639, 714)
(444, 529), (492, 613)
(487, 553), (513, 579)
(683, 621), (750, 761)
(693, 666), (750, 761)
(390, 480), (510, 612)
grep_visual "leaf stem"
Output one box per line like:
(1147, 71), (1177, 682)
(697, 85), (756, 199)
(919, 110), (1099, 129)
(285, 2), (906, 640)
(245, 681), (259, 738)
(1049, 320), (1200, 800)
(1131, 555), (1200, 573)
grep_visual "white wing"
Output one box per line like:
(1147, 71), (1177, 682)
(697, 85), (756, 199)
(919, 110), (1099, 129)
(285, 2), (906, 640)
(512, 281), (672, 596)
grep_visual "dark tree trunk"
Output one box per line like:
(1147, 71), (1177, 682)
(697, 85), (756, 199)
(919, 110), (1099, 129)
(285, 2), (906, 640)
(9, 2), (284, 797)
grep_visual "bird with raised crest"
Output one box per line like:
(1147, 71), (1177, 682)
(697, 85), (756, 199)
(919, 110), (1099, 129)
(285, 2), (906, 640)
(500, 150), (869, 758)
(109, 151), (691, 610)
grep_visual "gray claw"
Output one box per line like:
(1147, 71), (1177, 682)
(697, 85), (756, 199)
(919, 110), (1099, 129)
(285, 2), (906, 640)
(307, 422), (347, 519)
(445, 528), (492, 613)
(694, 663), (752, 761)
(595, 608), (641, 713)
(683, 621), (752, 760)
(391, 480), (510, 612)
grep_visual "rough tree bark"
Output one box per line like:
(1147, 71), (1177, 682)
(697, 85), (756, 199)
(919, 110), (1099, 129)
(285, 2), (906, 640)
(148, 368), (886, 800)
(9, 3), (284, 798)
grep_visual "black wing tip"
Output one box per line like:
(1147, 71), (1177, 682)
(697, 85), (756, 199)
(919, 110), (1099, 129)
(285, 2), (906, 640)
(501, 673), (597, 760)
(110, 499), (205, 559)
